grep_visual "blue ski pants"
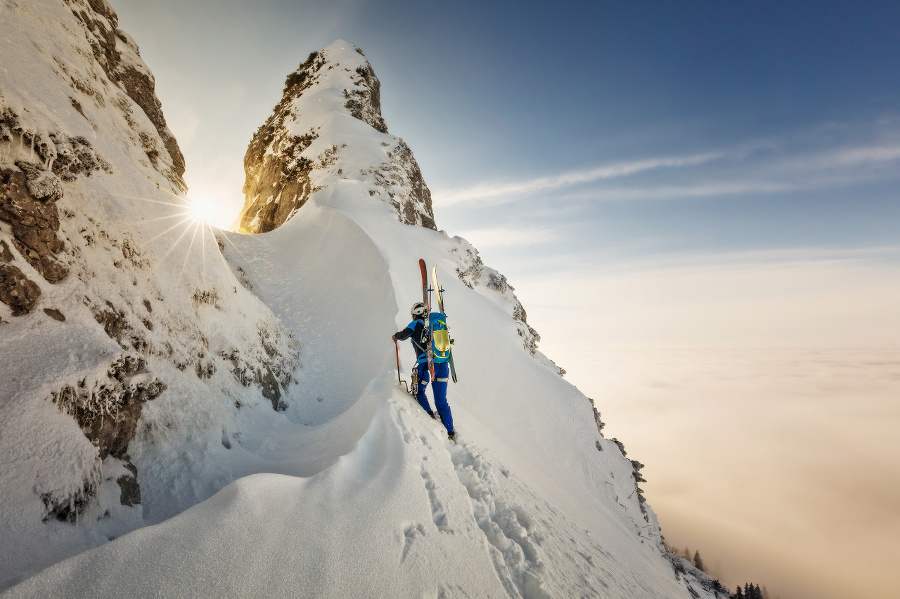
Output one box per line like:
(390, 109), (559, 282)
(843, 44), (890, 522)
(416, 361), (453, 432)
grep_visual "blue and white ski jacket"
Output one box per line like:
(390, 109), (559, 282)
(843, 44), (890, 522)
(395, 319), (430, 364)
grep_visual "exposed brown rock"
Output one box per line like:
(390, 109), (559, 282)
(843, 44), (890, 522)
(220, 322), (300, 412)
(258, 366), (285, 411)
(239, 155), (314, 234)
(0, 240), (12, 262)
(66, 0), (185, 183)
(237, 52), (325, 233)
(0, 263), (41, 315)
(0, 166), (68, 283)
(47, 135), (111, 181)
(93, 303), (130, 345)
(117, 462), (141, 507)
(343, 63), (388, 134)
(114, 33), (186, 180)
(50, 355), (166, 460)
(369, 140), (437, 230)
(454, 246), (541, 355)
(41, 477), (97, 523)
(44, 308), (66, 321)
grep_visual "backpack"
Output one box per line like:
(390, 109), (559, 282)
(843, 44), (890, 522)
(429, 312), (451, 363)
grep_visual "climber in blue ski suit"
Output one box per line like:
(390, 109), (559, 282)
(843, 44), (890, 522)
(392, 302), (454, 436)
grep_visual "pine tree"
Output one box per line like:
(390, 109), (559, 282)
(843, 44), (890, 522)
(693, 550), (704, 572)
(733, 587), (744, 599)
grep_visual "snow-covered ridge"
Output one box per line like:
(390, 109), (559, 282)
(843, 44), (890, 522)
(2, 3), (715, 597)
(236, 40), (436, 233)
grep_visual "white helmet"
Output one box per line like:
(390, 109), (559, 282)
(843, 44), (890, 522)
(410, 302), (427, 319)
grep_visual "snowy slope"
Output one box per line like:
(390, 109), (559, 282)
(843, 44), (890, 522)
(1, 6), (718, 598)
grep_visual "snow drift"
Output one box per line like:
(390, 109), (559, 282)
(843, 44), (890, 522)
(1, 2), (717, 597)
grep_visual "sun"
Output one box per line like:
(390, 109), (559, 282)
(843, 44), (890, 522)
(187, 196), (216, 223)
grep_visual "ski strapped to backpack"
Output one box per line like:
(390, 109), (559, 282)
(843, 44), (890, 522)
(431, 265), (457, 383)
(419, 258), (435, 380)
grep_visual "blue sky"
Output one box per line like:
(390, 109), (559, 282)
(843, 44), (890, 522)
(115, 0), (900, 252)
(110, 3), (900, 597)
(114, 0), (900, 275)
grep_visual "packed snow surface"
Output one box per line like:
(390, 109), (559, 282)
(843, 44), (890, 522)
(4, 197), (686, 598)
(0, 8), (707, 596)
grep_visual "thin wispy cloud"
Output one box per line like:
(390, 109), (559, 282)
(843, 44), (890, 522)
(435, 152), (722, 206)
(435, 135), (900, 208)
(779, 143), (900, 172)
(560, 181), (799, 202)
(454, 225), (559, 249)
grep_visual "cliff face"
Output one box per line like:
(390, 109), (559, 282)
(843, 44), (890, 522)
(236, 41), (437, 234)
(0, 1), (300, 586)
(68, 0), (186, 185)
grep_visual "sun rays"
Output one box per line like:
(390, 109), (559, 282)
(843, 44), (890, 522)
(117, 186), (256, 290)
(187, 196), (216, 223)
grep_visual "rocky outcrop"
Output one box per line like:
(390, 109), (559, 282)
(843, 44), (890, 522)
(65, 0), (185, 185)
(0, 165), (68, 284)
(113, 30), (186, 181)
(219, 319), (301, 411)
(343, 62), (388, 134)
(0, 240), (13, 262)
(454, 243), (542, 356)
(0, 106), (113, 180)
(0, 103), (120, 292)
(236, 42), (437, 233)
(363, 139), (437, 230)
(50, 355), (166, 461)
(0, 263), (41, 315)
(237, 51), (325, 234)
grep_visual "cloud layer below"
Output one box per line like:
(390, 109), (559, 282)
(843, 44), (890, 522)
(573, 347), (900, 599)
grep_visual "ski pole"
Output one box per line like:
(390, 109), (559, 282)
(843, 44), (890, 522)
(394, 338), (409, 393)
(394, 338), (402, 385)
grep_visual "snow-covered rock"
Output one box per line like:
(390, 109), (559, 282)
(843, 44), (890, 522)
(0, 0), (300, 586)
(236, 41), (436, 233)
(1, 4), (713, 598)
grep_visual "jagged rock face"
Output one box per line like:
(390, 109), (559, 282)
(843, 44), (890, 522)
(237, 42), (437, 233)
(343, 63), (389, 134)
(50, 355), (166, 460)
(0, 165), (67, 284)
(66, 0), (185, 184)
(453, 242), (542, 357)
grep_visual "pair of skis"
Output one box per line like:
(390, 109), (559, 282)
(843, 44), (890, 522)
(419, 259), (457, 384)
(393, 259), (458, 393)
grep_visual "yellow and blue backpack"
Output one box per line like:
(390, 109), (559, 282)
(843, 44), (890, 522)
(429, 312), (451, 363)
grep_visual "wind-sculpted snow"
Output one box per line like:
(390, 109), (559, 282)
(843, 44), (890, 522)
(4, 389), (691, 599)
(2, 6), (710, 598)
